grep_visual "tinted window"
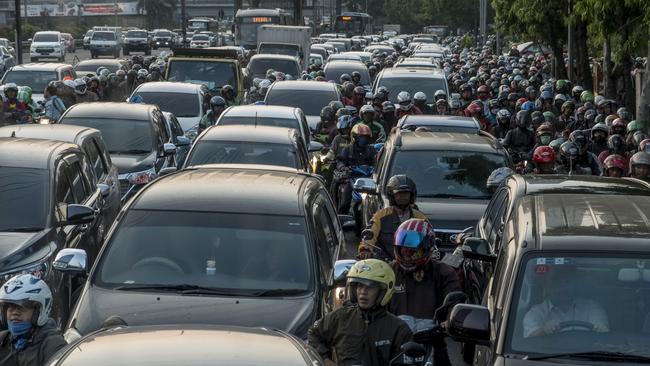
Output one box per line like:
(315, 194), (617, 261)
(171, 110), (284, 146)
(266, 89), (338, 116)
(248, 58), (300, 78)
(127, 31), (148, 38)
(218, 116), (299, 130)
(154, 31), (172, 37)
(388, 150), (507, 199)
(187, 140), (298, 168)
(167, 60), (237, 94)
(131, 92), (200, 118)
(69, 160), (89, 203)
(85, 140), (107, 179)
(61, 117), (153, 154)
(259, 44), (299, 57)
(3, 71), (58, 94)
(324, 63), (371, 85)
(92, 32), (116, 41)
(192, 35), (210, 41)
(74, 62), (121, 73)
(33, 33), (59, 42)
(0, 167), (48, 230)
(97, 211), (311, 293)
(378, 76), (448, 103)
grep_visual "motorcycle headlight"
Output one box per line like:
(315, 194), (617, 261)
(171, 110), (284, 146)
(124, 167), (157, 185)
(0, 258), (50, 285)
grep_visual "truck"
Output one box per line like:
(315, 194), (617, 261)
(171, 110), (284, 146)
(257, 25), (311, 71)
(382, 24), (401, 35)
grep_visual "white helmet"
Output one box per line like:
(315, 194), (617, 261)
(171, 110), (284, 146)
(0, 274), (52, 326)
(73, 78), (87, 95)
(397, 91), (412, 111)
(413, 91), (427, 102)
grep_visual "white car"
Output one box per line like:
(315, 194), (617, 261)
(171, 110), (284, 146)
(30, 31), (65, 62)
(189, 34), (210, 48)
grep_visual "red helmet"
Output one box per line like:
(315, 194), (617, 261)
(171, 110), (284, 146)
(604, 154), (627, 171)
(465, 102), (482, 115)
(477, 85), (490, 94)
(612, 118), (627, 129)
(393, 218), (436, 272)
(533, 146), (556, 164)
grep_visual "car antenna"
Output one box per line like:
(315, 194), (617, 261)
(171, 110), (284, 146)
(10, 130), (15, 138)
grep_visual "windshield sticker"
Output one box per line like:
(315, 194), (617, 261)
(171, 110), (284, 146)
(536, 258), (573, 265)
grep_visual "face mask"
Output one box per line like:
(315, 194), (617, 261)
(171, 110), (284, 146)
(8, 319), (32, 338)
(356, 136), (369, 147)
(540, 135), (552, 145)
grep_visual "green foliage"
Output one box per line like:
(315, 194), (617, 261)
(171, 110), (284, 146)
(383, 0), (481, 33)
(137, 0), (177, 29)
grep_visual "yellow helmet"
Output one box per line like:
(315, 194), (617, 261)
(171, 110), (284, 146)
(347, 259), (395, 307)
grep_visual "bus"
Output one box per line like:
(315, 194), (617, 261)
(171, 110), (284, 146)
(234, 8), (292, 49)
(334, 12), (373, 37)
(189, 18), (218, 33)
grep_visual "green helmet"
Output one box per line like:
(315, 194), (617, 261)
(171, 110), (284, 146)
(555, 79), (568, 93)
(17, 86), (32, 103)
(99, 68), (110, 78)
(543, 111), (556, 123)
(580, 90), (594, 104)
(627, 120), (642, 134)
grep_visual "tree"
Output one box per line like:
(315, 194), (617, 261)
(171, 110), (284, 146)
(137, 0), (177, 29)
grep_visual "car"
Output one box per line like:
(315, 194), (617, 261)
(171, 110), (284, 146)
(324, 60), (371, 89)
(264, 80), (342, 130)
(355, 129), (510, 254)
(48, 325), (324, 366)
(89, 30), (120, 59)
(73, 59), (127, 77)
(161, 111), (191, 167)
(129, 81), (207, 132)
(325, 53), (361, 62)
(372, 67), (449, 104)
(82, 30), (93, 49)
(30, 31), (65, 62)
(311, 43), (335, 55)
(1, 63), (76, 103)
(309, 53), (324, 68)
(364, 44), (396, 55)
(61, 164), (349, 340)
(449, 191), (650, 366)
(246, 54), (302, 80)
(58, 102), (177, 201)
(215, 104), (312, 149)
(0, 37), (16, 56)
(0, 137), (110, 325)
(397, 115), (481, 133)
(184, 125), (312, 172)
(152, 29), (174, 49)
(0, 45), (15, 75)
(310, 46), (329, 62)
(122, 29), (151, 55)
(190, 33), (211, 48)
(0, 124), (121, 221)
(61, 33), (75, 53)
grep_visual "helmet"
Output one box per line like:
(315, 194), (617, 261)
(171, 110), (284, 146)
(360, 104), (374, 115)
(336, 107), (350, 118)
(351, 71), (361, 80)
(329, 100), (344, 113)
(433, 89), (447, 101)
(549, 138), (567, 155)
(571, 85), (584, 99)
(580, 90), (595, 104)
(209, 96), (226, 108)
(640, 139), (650, 153)
(569, 130), (589, 154)
(486, 167), (515, 191)
(540, 90), (553, 101)
(339, 73), (351, 83)
(137, 69), (148, 79)
(466, 102), (483, 115)
(617, 107), (633, 121)
(396, 91), (412, 110)
(393, 219), (436, 272)
(346, 259), (395, 307)
(497, 109), (511, 124)
(627, 120), (642, 134)
(477, 85), (490, 94)
(413, 92), (427, 103)
(378, 86), (389, 99)
(351, 123), (372, 144)
(604, 154), (627, 172)
(543, 111), (556, 123)
(17, 86), (32, 103)
(521, 101), (535, 111)
(221, 85), (234, 99)
(607, 134), (625, 154)
(382, 101), (395, 113)
(99, 68), (110, 78)
(560, 141), (579, 166)
(633, 130), (650, 147)
(555, 79), (568, 94)
(610, 118), (627, 135)
(533, 145), (556, 164)
(258, 79), (271, 96)
(386, 175), (416, 207)
(73, 78), (87, 95)
(4, 82), (18, 94)
(320, 106), (335, 122)
(372, 92), (385, 104)
(0, 274), (52, 326)
(531, 111), (544, 127)
(629, 151), (650, 176)
(515, 110), (531, 128)
(337, 115), (354, 131)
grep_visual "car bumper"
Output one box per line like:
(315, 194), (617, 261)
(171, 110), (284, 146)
(30, 49), (64, 58)
(91, 46), (117, 54)
(124, 43), (149, 50)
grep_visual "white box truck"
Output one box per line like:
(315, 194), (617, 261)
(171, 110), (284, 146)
(257, 25), (311, 71)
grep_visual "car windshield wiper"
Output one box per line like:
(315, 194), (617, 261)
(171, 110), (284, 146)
(109, 149), (151, 155)
(247, 288), (308, 297)
(0, 227), (44, 232)
(526, 350), (650, 362)
(419, 193), (477, 199)
(114, 284), (248, 296)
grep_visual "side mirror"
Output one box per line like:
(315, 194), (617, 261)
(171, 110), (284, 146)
(308, 140), (323, 152)
(333, 259), (355, 287)
(58, 204), (95, 226)
(401, 341), (426, 359)
(461, 237), (496, 263)
(163, 142), (177, 156)
(53, 248), (87, 274)
(176, 135), (191, 146)
(353, 178), (377, 194)
(159, 166), (178, 176)
(338, 214), (356, 231)
(434, 290), (468, 322)
(447, 304), (491, 346)
(97, 183), (110, 198)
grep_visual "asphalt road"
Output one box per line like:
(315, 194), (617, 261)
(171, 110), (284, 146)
(20, 46), (166, 65)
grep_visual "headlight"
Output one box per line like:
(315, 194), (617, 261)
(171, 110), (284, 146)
(0, 258), (50, 284)
(124, 167), (157, 185)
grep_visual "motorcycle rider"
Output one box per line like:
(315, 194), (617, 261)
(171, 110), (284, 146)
(598, 134), (629, 165)
(326, 115), (353, 165)
(73, 78), (99, 104)
(434, 99), (449, 116)
(531, 146), (558, 174)
(352, 86), (366, 112)
(557, 141), (590, 175)
(491, 109), (511, 139)
(503, 110), (535, 163)
(395, 91), (422, 119)
(42, 83), (67, 122)
(380, 101), (398, 133)
(335, 123), (376, 215)
(2, 83), (27, 123)
(590, 122), (609, 156)
(413, 92), (434, 115)
(569, 130), (602, 175)
(358, 175), (428, 260)
(198, 96), (226, 133)
(314, 106), (338, 146)
(629, 151), (650, 182)
(388, 218), (461, 366)
(220, 85), (239, 107)
(602, 154), (627, 177)
(0, 274), (67, 366)
(358, 104), (386, 143)
(308, 259), (412, 366)
(351, 71), (363, 86)
(486, 167), (515, 196)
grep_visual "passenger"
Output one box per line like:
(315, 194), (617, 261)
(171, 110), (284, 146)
(198, 96), (226, 133)
(42, 83), (67, 122)
(357, 104), (386, 143)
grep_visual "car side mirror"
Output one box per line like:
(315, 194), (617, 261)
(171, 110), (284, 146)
(308, 140), (323, 152)
(461, 237), (496, 263)
(97, 183), (110, 198)
(447, 304), (491, 346)
(58, 204), (95, 226)
(163, 142), (177, 156)
(338, 214), (356, 231)
(333, 259), (355, 287)
(53, 248), (87, 274)
(353, 178), (377, 194)
(176, 135), (191, 146)
(159, 166), (178, 176)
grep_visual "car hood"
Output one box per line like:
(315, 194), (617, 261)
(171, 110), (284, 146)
(0, 230), (53, 271)
(111, 152), (156, 174)
(31, 42), (60, 47)
(417, 198), (488, 231)
(500, 356), (591, 366)
(176, 116), (201, 132)
(72, 286), (316, 338)
(305, 115), (320, 131)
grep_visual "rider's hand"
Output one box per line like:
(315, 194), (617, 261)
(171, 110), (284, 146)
(356, 249), (374, 260)
(542, 320), (559, 335)
(593, 323), (609, 333)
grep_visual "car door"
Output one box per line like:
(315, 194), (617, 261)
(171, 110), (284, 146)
(82, 136), (120, 221)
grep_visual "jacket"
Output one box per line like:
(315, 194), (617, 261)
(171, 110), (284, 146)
(359, 206), (428, 260)
(0, 319), (67, 366)
(308, 305), (412, 366)
(44, 96), (67, 121)
(336, 143), (376, 170)
(503, 127), (535, 155)
(389, 261), (461, 319)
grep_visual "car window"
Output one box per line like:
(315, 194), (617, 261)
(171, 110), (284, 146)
(85, 138), (107, 180)
(33, 33), (59, 42)
(3, 71), (58, 94)
(55, 162), (75, 220)
(266, 88), (338, 116)
(68, 159), (90, 203)
(377, 76), (448, 103)
(484, 188), (507, 243)
(61, 117), (154, 154)
(312, 198), (335, 275)
(491, 193), (511, 248)
(131, 92), (201, 118)
(187, 140), (299, 169)
(0, 167), (48, 230)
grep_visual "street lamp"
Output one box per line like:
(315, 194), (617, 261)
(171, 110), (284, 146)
(14, 0), (22, 64)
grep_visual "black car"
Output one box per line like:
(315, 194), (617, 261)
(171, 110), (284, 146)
(449, 191), (650, 366)
(48, 325), (324, 366)
(0, 137), (109, 325)
(122, 29), (151, 55)
(152, 29), (173, 49)
(61, 165), (351, 341)
(355, 129), (511, 253)
(58, 102), (177, 201)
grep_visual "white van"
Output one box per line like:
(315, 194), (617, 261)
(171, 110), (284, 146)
(30, 31), (65, 62)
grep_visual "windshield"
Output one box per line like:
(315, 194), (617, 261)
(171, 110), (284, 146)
(92, 32), (116, 41)
(248, 58), (300, 78)
(388, 150), (506, 199)
(335, 18), (363, 34)
(155, 31), (172, 38)
(167, 60), (237, 94)
(127, 31), (148, 38)
(75, 62), (121, 73)
(379, 77), (448, 104)
(62, 118), (153, 154)
(131, 92), (200, 118)
(187, 140), (298, 168)
(507, 254), (650, 359)
(325, 64), (371, 85)
(97, 210), (311, 293)
(33, 33), (58, 43)
(259, 44), (299, 57)
(3, 71), (57, 94)
(192, 35), (209, 41)
(218, 116), (299, 130)
(266, 88), (337, 116)
(0, 167), (48, 231)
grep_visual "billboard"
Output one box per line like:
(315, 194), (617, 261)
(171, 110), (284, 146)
(21, 2), (140, 17)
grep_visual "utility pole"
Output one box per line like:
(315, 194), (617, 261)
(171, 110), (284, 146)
(14, 0), (22, 64)
(567, 0), (574, 82)
(479, 0), (487, 45)
(181, 0), (186, 46)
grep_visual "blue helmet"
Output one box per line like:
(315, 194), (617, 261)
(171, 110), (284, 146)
(337, 115), (354, 130)
(521, 101), (536, 111)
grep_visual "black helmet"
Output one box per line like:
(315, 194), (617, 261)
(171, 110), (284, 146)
(320, 106), (335, 122)
(568, 130), (588, 154)
(340, 73), (352, 83)
(351, 71), (361, 80)
(209, 96), (226, 108)
(220, 85), (234, 99)
(386, 175), (416, 207)
(382, 101), (395, 113)
(560, 141), (579, 167)
(515, 110), (531, 128)
(329, 100), (344, 113)
(607, 134), (625, 154)
(372, 92), (384, 104)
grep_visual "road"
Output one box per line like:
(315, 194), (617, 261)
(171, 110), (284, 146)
(20, 46), (166, 66)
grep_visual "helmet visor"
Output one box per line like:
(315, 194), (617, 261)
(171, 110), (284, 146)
(395, 229), (426, 248)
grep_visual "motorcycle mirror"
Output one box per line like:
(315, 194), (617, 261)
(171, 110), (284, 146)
(401, 341), (426, 359)
(434, 291), (468, 323)
(361, 228), (374, 241)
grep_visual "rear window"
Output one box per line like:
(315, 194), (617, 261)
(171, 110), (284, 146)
(92, 32), (116, 41)
(155, 31), (172, 37)
(130, 91), (200, 118)
(218, 116), (299, 130)
(377, 76), (448, 103)
(248, 58), (300, 78)
(167, 60), (237, 94)
(187, 140), (298, 168)
(33, 33), (59, 43)
(3, 70), (58, 94)
(192, 35), (210, 41)
(266, 88), (338, 116)
(127, 31), (148, 38)
(324, 63), (371, 85)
